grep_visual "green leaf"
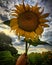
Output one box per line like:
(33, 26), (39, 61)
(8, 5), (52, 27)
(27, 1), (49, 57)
(28, 39), (49, 46)
(22, 38), (49, 46)
(31, 39), (48, 46)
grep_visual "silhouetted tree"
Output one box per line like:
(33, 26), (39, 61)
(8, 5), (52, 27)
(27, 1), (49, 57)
(0, 32), (12, 45)
(0, 32), (18, 55)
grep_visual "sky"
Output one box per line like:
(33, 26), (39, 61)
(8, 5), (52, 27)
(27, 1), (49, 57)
(0, 0), (52, 54)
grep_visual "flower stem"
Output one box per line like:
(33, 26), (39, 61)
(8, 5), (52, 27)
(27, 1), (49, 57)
(25, 41), (28, 56)
(25, 41), (28, 65)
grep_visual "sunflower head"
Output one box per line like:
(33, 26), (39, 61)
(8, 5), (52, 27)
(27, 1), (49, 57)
(10, 1), (49, 41)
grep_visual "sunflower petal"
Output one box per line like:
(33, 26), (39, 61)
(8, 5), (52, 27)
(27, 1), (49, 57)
(40, 13), (49, 18)
(10, 18), (18, 27)
(24, 32), (30, 39)
(40, 7), (44, 14)
(11, 26), (18, 30)
(32, 6), (36, 12)
(12, 9), (20, 14)
(19, 4), (25, 12)
(11, 14), (17, 17)
(26, 4), (30, 11)
(31, 3), (38, 12)
(32, 6), (41, 15)
(34, 7), (41, 16)
(15, 4), (25, 13)
(39, 19), (49, 23)
(30, 32), (36, 41)
(35, 26), (43, 35)
(10, 18), (17, 23)
(16, 28), (25, 36)
(35, 3), (38, 7)
(40, 24), (49, 27)
(15, 5), (20, 10)
(35, 7), (41, 12)
(32, 6), (37, 12)
(37, 7), (41, 10)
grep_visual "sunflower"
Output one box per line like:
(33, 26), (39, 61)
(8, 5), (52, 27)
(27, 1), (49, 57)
(10, 1), (49, 41)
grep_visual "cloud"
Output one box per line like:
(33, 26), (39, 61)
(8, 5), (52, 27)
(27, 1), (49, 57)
(13, 44), (52, 54)
(0, 14), (8, 21)
(0, 23), (52, 54)
(0, 0), (52, 21)
(0, 6), (10, 21)
(0, 0), (52, 54)
(40, 22), (52, 45)
(40, 0), (52, 14)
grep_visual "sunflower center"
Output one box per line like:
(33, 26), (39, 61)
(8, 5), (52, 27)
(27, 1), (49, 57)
(18, 11), (39, 32)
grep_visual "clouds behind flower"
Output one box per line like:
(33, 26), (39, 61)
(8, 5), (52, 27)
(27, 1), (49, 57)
(0, 0), (52, 54)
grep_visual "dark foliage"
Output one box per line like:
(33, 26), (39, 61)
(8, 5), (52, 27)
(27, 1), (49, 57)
(0, 51), (15, 65)
(0, 32), (18, 55)
(28, 52), (43, 65)
(41, 51), (52, 65)
(0, 32), (12, 45)
(28, 51), (52, 65)
(0, 43), (18, 56)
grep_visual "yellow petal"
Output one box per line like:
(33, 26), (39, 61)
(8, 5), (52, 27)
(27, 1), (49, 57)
(35, 26), (43, 35)
(11, 14), (17, 17)
(11, 26), (18, 30)
(40, 8), (44, 14)
(40, 24), (49, 27)
(10, 18), (18, 27)
(39, 19), (49, 23)
(32, 6), (41, 16)
(19, 4), (25, 12)
(15, 4), (25, 12)
(25, 4), (30, 11)
(17, 28), (25, 36)
(29, 32), (36, 41)
(22, 0), (26, 10)
(15, 5), (20, 10)
(36, 7), (41, 11)
(24, 32), (30, 39)
(40, 13), (49, 18)
(10, 18), (17, 23)
(35, 3), (38, 7)
(32, 6), (37, 12)
(32, 3), (38, 12)
(34, 7), (41, 16)
(12, 9), (20, 14)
